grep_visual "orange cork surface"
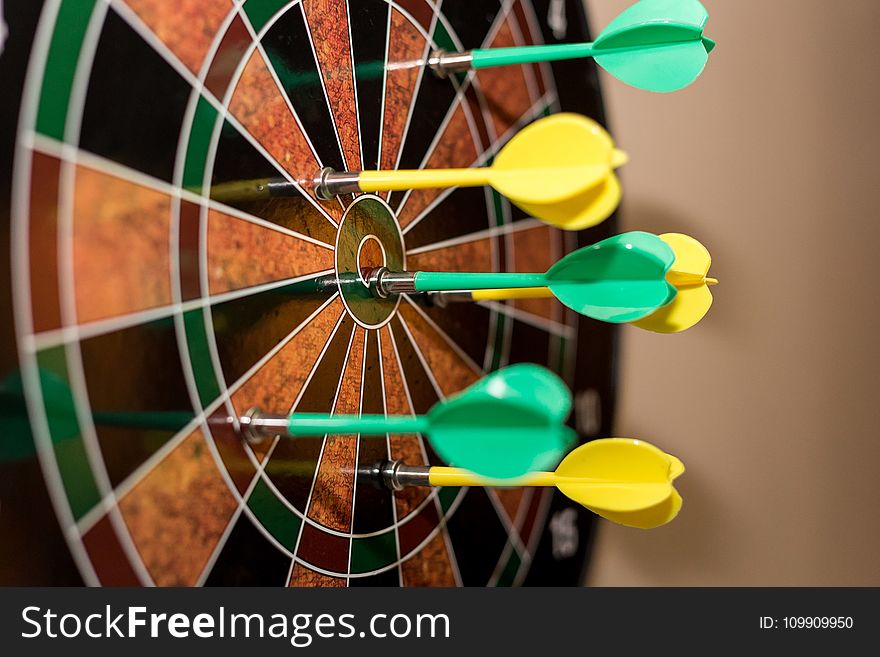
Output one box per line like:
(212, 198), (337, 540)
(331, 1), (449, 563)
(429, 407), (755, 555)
(123, 0), (233, 75)
(206, 208), (333, 295)
(72, 165), (172, 324)
(120, 429), (238, 586)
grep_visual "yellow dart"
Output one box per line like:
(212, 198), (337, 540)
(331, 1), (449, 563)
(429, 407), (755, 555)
(632, 233), (716, 333)
(456, 233), (716, 334)
(382, 438), (684, 529)
(316, 113), (627, 231)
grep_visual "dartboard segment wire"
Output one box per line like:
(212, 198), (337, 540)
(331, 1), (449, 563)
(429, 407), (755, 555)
(390, 11), (476, 217)
(511, 487), (555, 587)
(299, 2), (352, 175)
(374, 1), (392, 171)
(52, 0), (154, 585)
(400, 296), (484, 378)
(381, 324), (460, 585)
(375, 333), (404, 586)
(235, 3), (347, 216)
(345, 329), (371, 585)
(288, 319), (358, 578)
(476, 300), (575, 339)
(200, 310), (358, 583)
(499, 1), (542, 105)
(518, 0), (560, 106)
(25, 132), (335, 253)
(399, 89), (557, 236)
(389, 2), (441, 173)
(75, 292), (339, 538)
(405, 216), (542, 255)
(343, 0), (366, 172)
(10, 0), (104, 585)
(108, 1), (340, 229)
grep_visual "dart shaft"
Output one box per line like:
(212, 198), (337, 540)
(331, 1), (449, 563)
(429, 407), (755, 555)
(290, 413), (429, 436)
(414, 272), (547, 293)
(470, 287), (553, 301)
(428, 467), (557, 487)
(471, 42), (597, 69)
(319, 168), (491, 197)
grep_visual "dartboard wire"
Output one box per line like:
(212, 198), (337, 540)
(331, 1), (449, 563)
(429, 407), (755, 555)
(376, 332), (404, 586)
(389, 1), (441, 173)
(235, 3), (347, 216)
(109, 0), (340, 228)
(399, 90), (556, 236)
(390, 10), (472, 218)
(27, 266), (333, 354)
(25, 133), (335, 250)
(478, 299), (574, 339)
(10, 0), (102, 586)
(511, 487), (555, 587)
(234, 311), (436, 542)
(382, 324), (461, 585)
(500, 0), (542, 105)
(400, 296), (484, 377)
(72, 292), (344, 540)
(51, 0), (154, 585)
(405, 217), (541, 256)
(345, 329), (370, 586)
(288, 319), (358, 581)
(343, 0), (365, 171)
(197, 306), (350, 587)
(392, 312), (484, 584)
(519, 0), (560, 108)
(485, 489), (528, 586)
(374, 1), (392, 171)
(397, 1), (535, 220)
(299, 3), (351, 175)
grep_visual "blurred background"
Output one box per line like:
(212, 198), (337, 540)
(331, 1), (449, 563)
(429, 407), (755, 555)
(585, 0), (880, 585)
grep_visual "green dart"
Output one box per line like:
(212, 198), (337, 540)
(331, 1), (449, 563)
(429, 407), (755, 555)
(368, 232), (677, 324)
(430, 0), (715, 93)
(243, 363), (576, 479)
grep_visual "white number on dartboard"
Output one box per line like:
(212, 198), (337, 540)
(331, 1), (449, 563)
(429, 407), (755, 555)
(548, 0), (568, 40)
(549, 508), (579, 559)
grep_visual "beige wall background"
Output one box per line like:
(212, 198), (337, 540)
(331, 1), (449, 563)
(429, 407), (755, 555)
(584, 0), (880, 585)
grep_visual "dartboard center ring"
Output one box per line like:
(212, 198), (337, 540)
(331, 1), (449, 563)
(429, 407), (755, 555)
(334, 194), (405, 329)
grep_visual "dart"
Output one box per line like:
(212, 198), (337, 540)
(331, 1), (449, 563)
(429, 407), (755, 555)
(316, 113), (627, 231)
(370, 231), (677, 323)
(430, 0), (715, 93)
(445, 233), (717, 332)
(242, 363), (576, 479)
(380, 438), (685, 529)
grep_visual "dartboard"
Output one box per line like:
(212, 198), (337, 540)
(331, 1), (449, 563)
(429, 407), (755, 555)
(0, 0), (616, 586)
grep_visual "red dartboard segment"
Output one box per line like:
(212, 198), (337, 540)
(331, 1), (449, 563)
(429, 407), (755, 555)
(5, 0), (612, 587)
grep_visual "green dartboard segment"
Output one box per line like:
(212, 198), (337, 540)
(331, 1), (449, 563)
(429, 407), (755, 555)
(468, 0), (714, 93)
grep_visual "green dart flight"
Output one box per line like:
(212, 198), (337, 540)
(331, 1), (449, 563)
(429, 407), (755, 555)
(370, 232), (678, 324)
(244, 363), (576, 479)
(430, 0), (715, 93)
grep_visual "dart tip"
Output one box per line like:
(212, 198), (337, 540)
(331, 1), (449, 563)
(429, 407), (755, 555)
(612, 149), (629, 169)
(702, 37), (717, 54)
(705, 277), (719, 286)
